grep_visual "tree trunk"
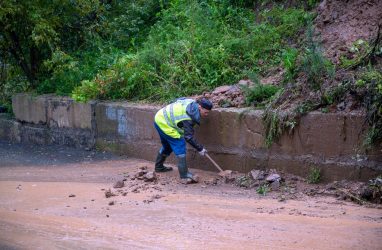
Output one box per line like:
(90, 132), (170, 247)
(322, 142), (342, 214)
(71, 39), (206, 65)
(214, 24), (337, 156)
(7, 31), (36, 86)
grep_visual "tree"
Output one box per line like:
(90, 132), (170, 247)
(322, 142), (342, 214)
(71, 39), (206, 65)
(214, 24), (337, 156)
(0, 0), (105, 87)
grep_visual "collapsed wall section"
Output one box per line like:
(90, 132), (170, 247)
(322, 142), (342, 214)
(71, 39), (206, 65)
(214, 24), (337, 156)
(1, 93), (381, 181)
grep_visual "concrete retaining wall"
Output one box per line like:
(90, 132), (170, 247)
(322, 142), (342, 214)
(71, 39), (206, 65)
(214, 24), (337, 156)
(1, 93), (381, 181)
(5, 94), (96, 148)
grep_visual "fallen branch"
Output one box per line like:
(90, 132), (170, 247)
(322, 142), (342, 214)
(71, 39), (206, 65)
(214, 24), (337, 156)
(336, 188), (365, 205)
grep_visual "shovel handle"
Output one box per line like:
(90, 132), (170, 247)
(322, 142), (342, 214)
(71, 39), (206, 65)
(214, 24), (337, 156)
(205, 153), (224, 172)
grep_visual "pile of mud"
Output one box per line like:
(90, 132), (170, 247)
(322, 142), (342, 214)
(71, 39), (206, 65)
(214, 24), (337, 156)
(104, 166), (381, 206)
(195, 79), (264, 108)
(315, 0), (382, 64)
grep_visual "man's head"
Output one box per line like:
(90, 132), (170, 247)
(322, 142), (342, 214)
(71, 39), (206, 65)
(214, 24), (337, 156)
(197, 98), (213, 117)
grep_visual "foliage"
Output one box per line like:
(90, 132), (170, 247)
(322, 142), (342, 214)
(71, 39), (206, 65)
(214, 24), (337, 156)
(100, 0), (165, 49)
(360, 69), (382, 149)
(256, 183), (269, 196)
(72, 1), (311, 102)
(262, 109), (284, 147)
(321, 82), (349, 106)
(340, 39), (372, 69)
(235, 175), (252, 188)
(282, 47), (299, 82)
(1, 0), (312, 107)
(300, 24), (335, 90)
(243, 83), (281, 107)
(307, 166), (321, 184)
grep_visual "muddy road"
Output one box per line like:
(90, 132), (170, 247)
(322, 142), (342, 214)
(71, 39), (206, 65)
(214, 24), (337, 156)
(0, 140), (381, 249)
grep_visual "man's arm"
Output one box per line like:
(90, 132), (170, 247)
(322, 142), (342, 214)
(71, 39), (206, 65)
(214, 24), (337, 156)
(180, 120), (203, 151)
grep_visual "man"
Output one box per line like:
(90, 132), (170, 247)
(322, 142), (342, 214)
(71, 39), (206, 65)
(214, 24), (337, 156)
(154, 97), (213, 183)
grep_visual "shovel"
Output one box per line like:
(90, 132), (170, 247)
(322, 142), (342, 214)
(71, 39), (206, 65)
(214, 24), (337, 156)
(205, 153), (232, 177)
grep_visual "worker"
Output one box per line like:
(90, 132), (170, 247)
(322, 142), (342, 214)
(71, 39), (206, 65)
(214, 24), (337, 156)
(153, 97), (213, 183)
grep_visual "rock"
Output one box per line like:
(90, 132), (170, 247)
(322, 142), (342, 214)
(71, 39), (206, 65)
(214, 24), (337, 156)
(204, 177), (218, 185)
(225, 85), (241, 95)
(250, 170), (266, 180)
(180, 175), (199, 184)
(105, 189), (117, 198)
(271, 180), (281, 191)
(68, 194), (76, 198)
(337, 101), (346, 111)
(113, 180), (125, 188)
(218, 170), (232, 178)
(224, 175), (236, 183)
(212, 85), (231, 95)
(136, 169), (148, 177)
(191, 174), (200, 183)
(143, 172), (157, 182)
(152, 194), (163, 200)
(108, 201), (115, 206)
(266, 173), (281, 182)
(238, 79), (254, 87)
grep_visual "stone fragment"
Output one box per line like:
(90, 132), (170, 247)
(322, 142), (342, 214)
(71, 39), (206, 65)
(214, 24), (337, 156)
(212, 85), (231, 95)
(113, 180), (125, 188)
(204, 177), (218, 185)
(180, 175), (199, 184)
(143, 172), (157, 182)
(250, 170), (266, 180)
(271, 180), (280, 190)
(266, 173), (281, 182)
(105, 189), (117, 198)
(218, 170), (232, 178)
(238, 79), (254, 87)
(191, 174), (200, 183)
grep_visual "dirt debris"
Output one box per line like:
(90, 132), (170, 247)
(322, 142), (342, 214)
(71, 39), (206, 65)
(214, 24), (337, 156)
(106, 164), (381, 207)
(143, 172), (157, 182)
(113, 180), (125, 188)
(315, 0), (382, 65)
(104, 189), (117, 198)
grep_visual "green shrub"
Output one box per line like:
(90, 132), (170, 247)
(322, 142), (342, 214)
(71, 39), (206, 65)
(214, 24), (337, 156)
(300, 25), (334, 90)
(307, 167), (321, 184)
(263, 110), (283, 147)
(256, 184), (269, 196)
(360, 69), (382, 149)
(72, 80), (100, 102)
(243, 83), (281, 107)
(340, 39), (371, 69)
(321, 82), (349, 105)
(72, 1), (311, 102)
(282, 47), (299, 82)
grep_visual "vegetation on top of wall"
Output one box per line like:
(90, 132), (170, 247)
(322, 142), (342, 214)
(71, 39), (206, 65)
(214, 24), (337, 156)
(1, 0), (312, 107)
(71, 1), (311, 102)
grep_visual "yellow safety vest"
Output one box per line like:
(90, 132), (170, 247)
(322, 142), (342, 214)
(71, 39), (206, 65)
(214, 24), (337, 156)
(155, 99), (194, 138)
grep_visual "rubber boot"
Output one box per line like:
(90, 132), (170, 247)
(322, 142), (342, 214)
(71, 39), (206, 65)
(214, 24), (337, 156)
(154, 153), (173, 172)
(177, 156), (198, 183)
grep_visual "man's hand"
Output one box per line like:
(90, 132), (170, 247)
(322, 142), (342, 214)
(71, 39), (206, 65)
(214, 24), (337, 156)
(199, 148), (207, 156)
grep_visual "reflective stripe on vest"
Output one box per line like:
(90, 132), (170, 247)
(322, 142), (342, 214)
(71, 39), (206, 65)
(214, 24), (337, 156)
(155, 99), (194, 138)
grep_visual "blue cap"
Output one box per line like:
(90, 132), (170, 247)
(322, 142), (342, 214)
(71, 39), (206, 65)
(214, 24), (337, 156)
(197, 98), (213, 110)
